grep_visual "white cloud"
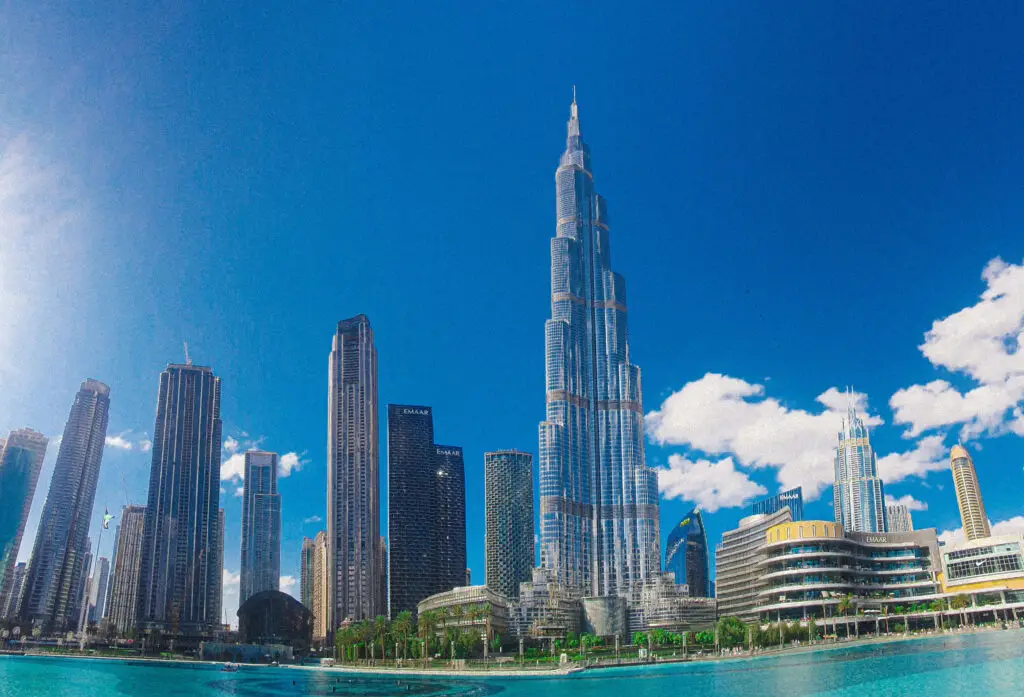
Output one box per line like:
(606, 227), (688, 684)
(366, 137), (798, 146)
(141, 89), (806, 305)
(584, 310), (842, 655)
(279, 575), (298, 597)
(223, 436), (239, 453)
(891, 258), (1024, 439)
(646, 374), (880, 499)
(303, 515), (322, 524)
(938, 516), (1024, 546)
(104, 434), (133, 450)
(139, 439), (152, 452)
(884, 493), (928, 512)
(233, 486), (244, 498)
(656, 454), (767, 512)
(222, 569), (241, 628)
(219, 486), (226, 495)
(278, 451), (307, 478)
(221, 452), (245, 482)
(876, 435), (948, 484)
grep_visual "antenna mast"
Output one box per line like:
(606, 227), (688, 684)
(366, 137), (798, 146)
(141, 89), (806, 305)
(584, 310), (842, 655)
(184, 341), (191, 366)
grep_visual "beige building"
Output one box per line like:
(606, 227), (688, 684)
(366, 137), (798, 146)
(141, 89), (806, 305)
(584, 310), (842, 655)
(301, 532), (330, 643)
(950, 444), (990, 541)
(715, 507), (793, 621)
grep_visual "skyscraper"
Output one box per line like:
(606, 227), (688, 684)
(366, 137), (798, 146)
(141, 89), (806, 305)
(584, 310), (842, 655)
(20, 380), (110, 631)
(0, 429), (49, 616)
(832, 405), (886, 534)
(328, 315), (382, 630)
(107, 505), (145, 634)
(136, 364), (223, 635)
(751, 487), (804, 521)
(240, 451), (281, 603)
(950, 444), (990, 541)
(387, 405), (466, 616)
(1, 562), (27, 620)
(434, 445), (467, 593)
(886, 504), (914, 533)
(301, 531), (329, 642)
(87, 557), (110, 624)
(484, 450), (534, 600)
(664, 508), (711, 597)
(538, 96), (660, 597)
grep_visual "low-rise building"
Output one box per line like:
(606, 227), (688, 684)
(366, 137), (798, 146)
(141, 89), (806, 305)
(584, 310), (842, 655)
(417, 585), (509, 646)
(626, 572), (717, 634)
(941, 534), (1024, 611)
(716, 508), (793, 621)
(508, 568), (581, 639)
(756, 521), (943, 623)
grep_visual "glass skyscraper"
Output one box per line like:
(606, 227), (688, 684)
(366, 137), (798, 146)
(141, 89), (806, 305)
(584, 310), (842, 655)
(136, 364), (223, 635)
(751, 487), (805, 521)
(664, 508), (710, 597)
(240, 451), (281, 603)
(484, 450), (534, 600)
(0, 428), (49, 617)
(833, 405), (886, 534)
(20, 380), (110, 631)
(328, 315), (382, 629)
(539, 96), (660, 597)
(107, 504), (145, 634)
(387, 405), (466, 616)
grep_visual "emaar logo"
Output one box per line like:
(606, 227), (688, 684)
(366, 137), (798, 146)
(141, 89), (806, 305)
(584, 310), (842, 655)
(779, 493), (800, 501)
(866, 535), (888, 544)
(402, 408), (429, 416)
(437, 448), (461, 457)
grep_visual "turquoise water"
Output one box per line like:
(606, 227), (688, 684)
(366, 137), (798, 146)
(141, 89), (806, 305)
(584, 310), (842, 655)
(1, 630), (1022, 696)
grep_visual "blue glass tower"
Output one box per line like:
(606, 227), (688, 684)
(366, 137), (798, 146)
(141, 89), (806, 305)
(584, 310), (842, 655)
(751, 487), (805, 521)
(0, 429), (49, 618)
(539, 96), (660, 597)
(833, 405), (886, 533)
(664, 508), (710, 597)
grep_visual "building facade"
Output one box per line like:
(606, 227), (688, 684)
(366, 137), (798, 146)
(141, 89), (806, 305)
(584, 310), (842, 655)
(949, 444), (990, 541)
(664, 508), (710, 597)
(387, 405), (466, 616)
(756, 521), (942, 622)
(538, 97), (660, 598)
(508, 567), (582, 640)
(240, 451), (281, 603)
(136, 364), (223, 635)
(328, 315), (382, 630)
(20, 380), (110, 631)
(941, 534), (1024, 594)
(626, 572), (717, 635)
(751, 487), (804, 521)
(1, 563), (27, 620)
(715, 508), (793, 622)
(0, 429), (49, 617)
(300, 532), (329, 643)
(107, 505), (145, 634)
(833, 405), (886, 533)
(484, 450), (534, 601)
(87, 557), (110, 624)
(417, 585), (510, 648)
(886, 504), (914, 533)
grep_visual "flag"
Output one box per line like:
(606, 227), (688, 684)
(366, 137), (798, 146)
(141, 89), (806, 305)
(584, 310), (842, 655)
(103, 508), (115, 530)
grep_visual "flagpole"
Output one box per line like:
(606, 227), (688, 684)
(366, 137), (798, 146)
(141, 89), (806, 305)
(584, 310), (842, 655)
(78, 509), (116, 651)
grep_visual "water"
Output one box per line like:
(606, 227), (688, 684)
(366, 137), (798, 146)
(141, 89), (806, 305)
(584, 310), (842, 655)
(1, 631), (1022, 696)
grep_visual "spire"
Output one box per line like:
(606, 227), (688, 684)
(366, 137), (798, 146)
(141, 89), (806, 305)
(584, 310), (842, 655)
(567, 86), (580, 138)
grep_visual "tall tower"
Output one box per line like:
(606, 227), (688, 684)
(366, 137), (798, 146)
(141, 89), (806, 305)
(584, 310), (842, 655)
(327, 315), (381, 630)
(832, 404), (886, 533)
(240, 451), (281, 603)
(107, 504), (145, 634)
(87, 557), (111, 624)
(886, 504), (914, 533)
(484, 450), (534, 600)
(20, 380), (110, 631)
(0, 428), (49, 615)
(538, 96), (660, 596)
(664, 508), (711, 597)
(434, 445), (467, 593)
(136, 364), (223, 635)
(950, 444), (990, 541)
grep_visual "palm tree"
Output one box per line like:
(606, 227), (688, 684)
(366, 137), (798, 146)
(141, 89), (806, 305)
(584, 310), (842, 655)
(356, 621), (374, 660)
(394, 610), (414, 659)
(837, 594), (853, 638)
(373, 615), (390, 658)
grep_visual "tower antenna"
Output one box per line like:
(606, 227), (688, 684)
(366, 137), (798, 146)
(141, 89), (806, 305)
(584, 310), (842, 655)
(184, 341), (191, 366)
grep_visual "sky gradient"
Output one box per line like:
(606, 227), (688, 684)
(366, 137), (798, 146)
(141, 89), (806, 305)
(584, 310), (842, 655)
(2, 3), (1023, 624)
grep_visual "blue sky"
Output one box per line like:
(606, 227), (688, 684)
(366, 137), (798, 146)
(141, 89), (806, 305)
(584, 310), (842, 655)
(2, 3), (1023, 622)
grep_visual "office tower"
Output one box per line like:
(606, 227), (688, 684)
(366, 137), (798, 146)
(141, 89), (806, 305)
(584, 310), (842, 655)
(715, 508), (793, 622)
(387, 405), (467, 615)
(886, 504), (914, 533)
(104, 524), (119, 620)
(484, 450), (534, 600)
(538, 96), (660, 597)
(136, 364), (223, 635)
(832, 404), (886, 533)
(434, 445), (467, 592)
(1, 562), (27, 620)
(107, 505), (145, 634)
(664, 508), (711, 597)
(950, 444), (990, 541)
(240, 451), (281, 603)
(87, 557), (110, 624)
(0, 429), (49, 616)
(751, 487), (804, 521)
(214, 508), (224, 626)
(301, 537), (315, 610)
(313, 531), (329, 641)
(328, 315), (382, 630)
(20, 380), (110, 631)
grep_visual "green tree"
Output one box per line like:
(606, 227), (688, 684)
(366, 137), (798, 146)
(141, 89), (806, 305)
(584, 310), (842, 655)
(716, 617), (747, 649)
(393, 610), (414, 658)
(632, 631), (647, 647)
(490, 633), (502, 653)
(373, 615), (390, 657)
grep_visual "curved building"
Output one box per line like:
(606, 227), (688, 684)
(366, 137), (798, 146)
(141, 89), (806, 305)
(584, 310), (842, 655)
(757, 521), (941, 622)
(664, 509), (710, 597)
(950, 444), (990, 541)
(715, 508), (793, 621)
(538, 95), (660, 597)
